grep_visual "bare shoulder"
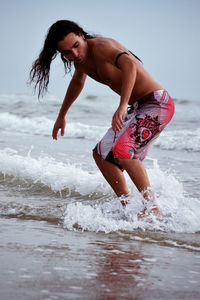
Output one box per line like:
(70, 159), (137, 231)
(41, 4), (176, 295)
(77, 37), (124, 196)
(89, 37), (126, 52)
(88, 37), (128, 63)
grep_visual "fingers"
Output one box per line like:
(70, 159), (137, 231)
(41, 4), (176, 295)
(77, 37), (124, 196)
(52, 126), (65, 140)
(112, 112), (124, 132)
(61, 126), (65, 136)
(52, 118), (66, 140)
(52, 126), (58, 140)
(112, 104), (127, 132)
(112, 121), (123, 132)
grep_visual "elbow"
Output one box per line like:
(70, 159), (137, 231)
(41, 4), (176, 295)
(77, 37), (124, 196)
(71, 77), (85, 89)
(121, 60), (136, 77)
(121, 56), (136, 69)
(127, 60), (136, 72)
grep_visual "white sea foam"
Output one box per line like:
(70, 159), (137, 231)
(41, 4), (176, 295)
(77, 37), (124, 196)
(154, 129), (200, 151)
(0, 112), (107, 140)
(63, 193), (200, 235)
(1, 112), (199, 151)
(0, 148), (110, 195)
(63, 159), (200, 234)
(0, 112), (53, 135)
(0, 147), (200, 235)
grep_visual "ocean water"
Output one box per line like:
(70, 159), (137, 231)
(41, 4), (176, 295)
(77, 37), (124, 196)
(0, 92), (200, 299)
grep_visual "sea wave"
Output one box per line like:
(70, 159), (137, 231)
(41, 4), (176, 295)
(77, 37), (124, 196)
(0, 112), (107, 140)
(0, 148), (110, 195)
(63, 160), (200, 236)
(63, 188), (200, 236)
(1, 199), (200, 252)
(155, 129), (200, 151)
(1, 147), (200, 237)
(1, 112), (200, 151)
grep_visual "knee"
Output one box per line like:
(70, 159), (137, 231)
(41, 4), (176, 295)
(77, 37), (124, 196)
(93, 149), (101, 162)
(92, 149), (97, 160)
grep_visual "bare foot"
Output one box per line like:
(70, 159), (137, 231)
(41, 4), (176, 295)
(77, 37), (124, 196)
(120, 193), (131, 207)
(137, 206), (163, 221)
(121, 199), (130, 207)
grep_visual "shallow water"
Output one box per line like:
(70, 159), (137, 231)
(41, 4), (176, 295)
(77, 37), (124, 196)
(1, 217), (200, 300)
(0, 93), (200, 299)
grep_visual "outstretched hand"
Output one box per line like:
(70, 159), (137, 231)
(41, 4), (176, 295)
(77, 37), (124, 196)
(112, 104), (127, 132)
(52, 117), (66, 140)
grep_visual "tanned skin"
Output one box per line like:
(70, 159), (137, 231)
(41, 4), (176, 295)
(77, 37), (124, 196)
(52, 33), (163, 220)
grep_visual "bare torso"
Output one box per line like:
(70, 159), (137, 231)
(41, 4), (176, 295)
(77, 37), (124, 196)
(75, 37), (163, 104)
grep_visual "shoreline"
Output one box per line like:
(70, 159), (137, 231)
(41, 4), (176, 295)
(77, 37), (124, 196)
(1, 217), (200, 300)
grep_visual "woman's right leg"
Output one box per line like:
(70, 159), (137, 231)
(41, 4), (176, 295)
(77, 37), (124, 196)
(93, 151), (129, 198)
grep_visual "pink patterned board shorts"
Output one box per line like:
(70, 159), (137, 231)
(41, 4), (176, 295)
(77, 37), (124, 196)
(93, 90), (175, 170)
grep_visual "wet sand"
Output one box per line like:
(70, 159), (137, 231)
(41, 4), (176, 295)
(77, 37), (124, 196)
(1, 217), (200, 300)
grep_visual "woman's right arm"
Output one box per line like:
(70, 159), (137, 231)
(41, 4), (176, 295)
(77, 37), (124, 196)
(52, 69), (87, 140)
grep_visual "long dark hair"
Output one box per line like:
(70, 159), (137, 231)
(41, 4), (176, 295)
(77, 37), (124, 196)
(29, 20), (94, 98)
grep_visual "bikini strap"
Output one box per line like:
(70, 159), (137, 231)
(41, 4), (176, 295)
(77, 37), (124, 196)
(115, 52), (129, 69)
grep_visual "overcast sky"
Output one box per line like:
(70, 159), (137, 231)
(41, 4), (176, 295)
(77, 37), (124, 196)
(0, 0), (199, 100)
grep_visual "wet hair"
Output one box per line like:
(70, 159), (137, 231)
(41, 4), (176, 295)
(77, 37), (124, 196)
(29, 20), (94, 98)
